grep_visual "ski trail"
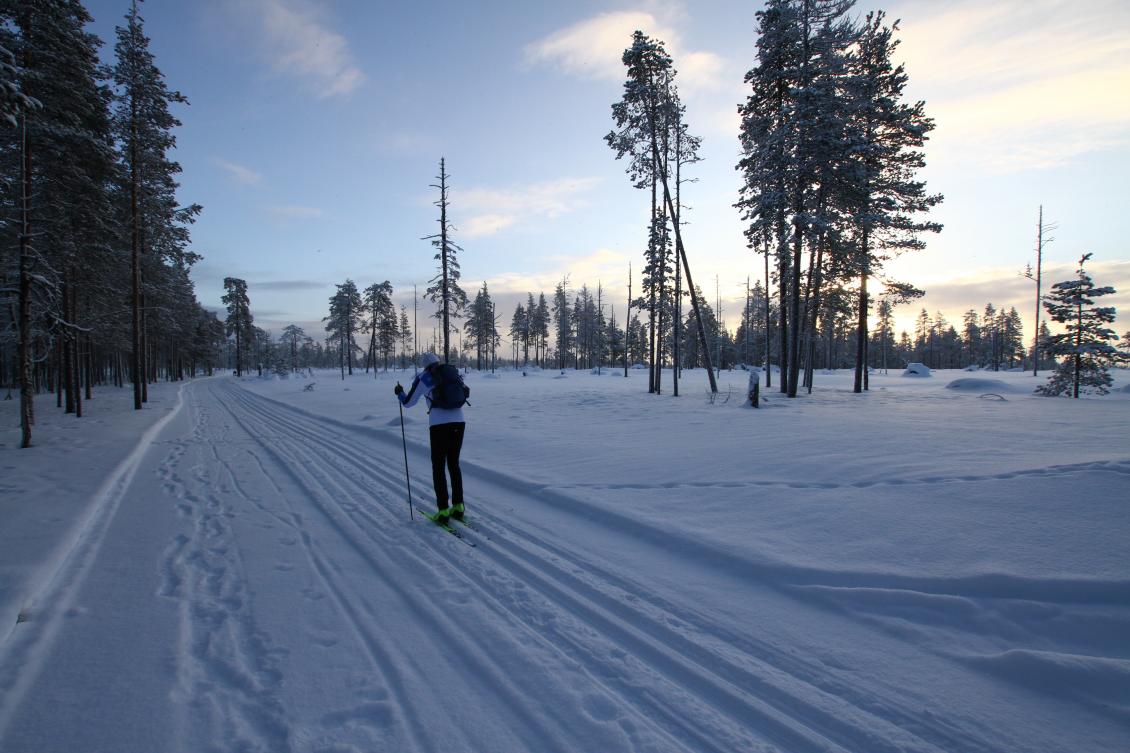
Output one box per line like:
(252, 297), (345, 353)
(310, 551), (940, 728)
(197, 380), (619, 753)
(0, 383), (187, 744)
(215, 381), (981, 753)
(157, 393), (293, 753)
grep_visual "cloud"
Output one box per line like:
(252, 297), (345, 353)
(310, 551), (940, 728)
(265, 204), (325, 219)
(896, 0), (1130, 171)
(886, 260), (1130, 334)
(458, 177), (602, 237)
(213, 158), (263, 186)
(253, 280), (328, 291)
(237, 0), (364, 98)
(484, 247), (630, 296)
(524, 9), (725, 92)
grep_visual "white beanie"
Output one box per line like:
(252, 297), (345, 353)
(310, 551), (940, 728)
(419, 352), (440, 368)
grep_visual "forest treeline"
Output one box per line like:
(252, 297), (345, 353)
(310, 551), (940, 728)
(1, 1), (222, 447)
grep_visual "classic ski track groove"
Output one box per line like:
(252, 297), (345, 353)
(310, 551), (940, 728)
(212, 381), (584, 753)
(213, 380), (1012, 753)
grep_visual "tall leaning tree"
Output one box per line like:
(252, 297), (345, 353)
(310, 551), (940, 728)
(608, 30), (716, 393)
(423, 158), (467, 363)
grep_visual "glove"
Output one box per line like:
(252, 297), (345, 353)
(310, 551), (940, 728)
(394, 384), (404, 396)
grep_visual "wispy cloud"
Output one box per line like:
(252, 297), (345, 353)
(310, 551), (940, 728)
(467, 248), (633, 311)
(213, 157), (263, 186)
(897, 0), (1130, 171)
(458, 177), (602, 238)
(236, 0), (364, 98)
(525, 9), (725, 92)
(265, 204), (325, 219)
(254, 280), (327, 291)
(887, 260), (1130, 334)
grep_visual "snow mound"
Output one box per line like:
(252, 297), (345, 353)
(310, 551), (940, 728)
(945, 378), (1021, 394)
(965, 649), (1130, 713)
(902, 362), (931, 377)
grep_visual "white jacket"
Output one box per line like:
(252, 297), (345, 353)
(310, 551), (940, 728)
(399, 368), (466, 426)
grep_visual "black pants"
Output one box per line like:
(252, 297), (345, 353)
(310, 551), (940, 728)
(429, 422), (465, 509)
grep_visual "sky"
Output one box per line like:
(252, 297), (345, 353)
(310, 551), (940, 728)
(82, 0), (1130, 351)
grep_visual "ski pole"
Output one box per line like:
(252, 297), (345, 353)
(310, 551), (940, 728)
(397, 384), (414, 520)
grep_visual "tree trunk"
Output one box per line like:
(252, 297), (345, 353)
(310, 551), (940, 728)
(660, 185), (717, 393)
(18, 114), (34, 448)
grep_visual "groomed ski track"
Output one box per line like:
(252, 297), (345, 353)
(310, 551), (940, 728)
(2, 377), (1125, 753)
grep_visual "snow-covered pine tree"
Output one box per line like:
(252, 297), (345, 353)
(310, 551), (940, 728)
(552, 278), (572, 369)
(281, 324), (306, 373)
(0, 41), (36, 126)
(113, 0), (201, 408)
(738, 0), (799, 393)
(3, 0), (115, 439)
(1036, 254), (1122, 397)
(464, 282), (497, 371)
(397, 306), (412, 368)
(362, 281), (394, 372)
(222, 278), (252, 376)
(609, 30), (716, 393)
(513, 303), (528, 366)
(738, 0), (857, 398)
(325, 279), (362, 379)
(846, 11), (942, 393)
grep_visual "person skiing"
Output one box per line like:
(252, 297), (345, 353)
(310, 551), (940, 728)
(395, 353), (468, 525)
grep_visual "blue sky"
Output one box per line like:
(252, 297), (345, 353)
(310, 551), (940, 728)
(83, 0), (1130, 346)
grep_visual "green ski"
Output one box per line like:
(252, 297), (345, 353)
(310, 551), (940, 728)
(416, 507), (475, 547)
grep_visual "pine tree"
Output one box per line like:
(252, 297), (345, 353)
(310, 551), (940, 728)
(738, 0), (857, 398)
(325, 280), (362, 378)
(362, 281), (394, 371)
(281, 324), (305, 373)
(222, 278), (253, 376)
(3, 0), (115, 439)
(552, 278), (572, 369)
(398, 306), (412, 367)
(846, 11), (942, 392)
(609, 30), (715, 393)
(113, 0), (200, 408)
(0, 41), (36, 126)
(1037, 254), (1122, 397)
(464, 282), (497, 370)
(423, 158), (466, 363)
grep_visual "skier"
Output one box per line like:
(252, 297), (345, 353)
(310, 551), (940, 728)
(395, 353), (467, 525)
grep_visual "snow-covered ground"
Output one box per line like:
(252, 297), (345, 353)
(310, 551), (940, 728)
(2, 366), (1128, 753)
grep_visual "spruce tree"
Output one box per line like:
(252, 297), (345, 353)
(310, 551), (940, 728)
(1037, 254), (1122, 397)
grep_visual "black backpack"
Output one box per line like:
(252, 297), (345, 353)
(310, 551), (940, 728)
(428, 364), (469, 410)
